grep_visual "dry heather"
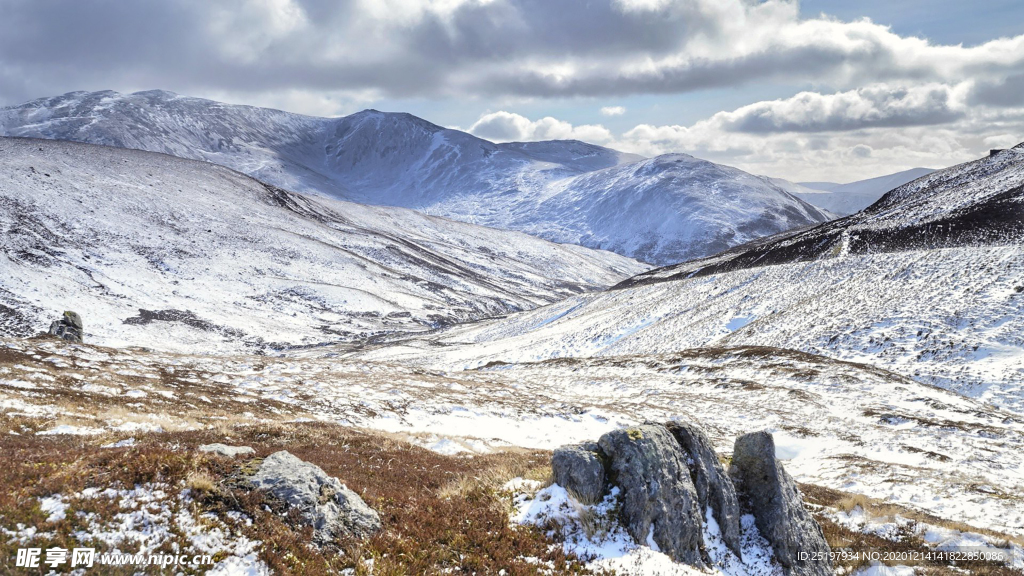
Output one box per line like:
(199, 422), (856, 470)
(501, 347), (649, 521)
(0, 422), (595, 575)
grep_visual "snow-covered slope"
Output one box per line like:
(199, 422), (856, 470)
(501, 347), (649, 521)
(783, 167), (936, 216)
(0, 137), (645, 352)
(0, 90), (831, 264)
(352, 145), (1024, 413)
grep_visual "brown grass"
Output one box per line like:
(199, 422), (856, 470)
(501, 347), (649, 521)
(185, 470), (219, 494)
(0, 422), (595, 575)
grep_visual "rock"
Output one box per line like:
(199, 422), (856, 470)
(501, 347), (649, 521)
(730, 431), (832, 576)
(199, 443), (255, 458)
(48, 310), (84, 343)
(551, 442), (607, 505)
(666, 421), (743, 557)
(598, 424), (706, 568)
(63, 311), (83, 330)
(247, 451), (381, 543)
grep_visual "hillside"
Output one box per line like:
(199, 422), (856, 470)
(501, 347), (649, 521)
(0, 137), (645, 352)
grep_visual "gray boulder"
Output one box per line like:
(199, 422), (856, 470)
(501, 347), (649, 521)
(666, 421), (743, 558)
(48, 310), (84, 343)
(199, 443), (255, 458)
(598, 424), (706, 568)
(551, 442), (607, 505)
(248, 451), (381, 543)
(730, 432), (832, 576)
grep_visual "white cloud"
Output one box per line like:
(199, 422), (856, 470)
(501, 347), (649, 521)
(467, 82), (1023, 182)
(600, 106), (626, 116)
(467, 111), (614, 143)
(708, 83), (969, 133)
(592, 81), (1022, 181)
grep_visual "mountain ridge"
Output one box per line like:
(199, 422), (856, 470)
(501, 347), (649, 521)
(0, 89), (831, 265)
(785, 167), (937, 215)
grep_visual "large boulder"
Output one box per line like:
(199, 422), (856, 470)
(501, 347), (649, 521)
(598, 424), (706, 568)
(48, 310), (84, 343)
(551, 442), (607, 505)
(666, 421), (743, 557)
(247, 451), (381, 543)
(730, 432), (832, 576)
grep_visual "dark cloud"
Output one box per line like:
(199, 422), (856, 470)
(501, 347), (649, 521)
(0, 0), (710, 103)
(969, 74), (1024, 107)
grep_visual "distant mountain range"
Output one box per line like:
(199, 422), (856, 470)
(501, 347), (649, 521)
(0, 90), (832, 265)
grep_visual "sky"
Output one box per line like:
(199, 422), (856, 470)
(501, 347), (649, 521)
(0, 0), (1022, 182)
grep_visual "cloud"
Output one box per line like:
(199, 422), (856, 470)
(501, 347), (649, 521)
(465, 80), (1020, 182)
(969, 73), (1024, 107)
(467, 111), (613, 143)
(1, 0), (1023, 106)
(710, 84), (967, 133)
(608, 86), (1017, 181)
(600, 106), (626, 116)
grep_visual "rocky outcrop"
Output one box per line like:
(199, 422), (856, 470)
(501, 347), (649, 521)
(598, 424), (707, 568)
(48, 310), (83, 343)
(247, 451), (381, 544)
(730, 431), (833, 576)
(665, 421), (743, 557)
(551, 423), (832, 574)
(551, 442), (607, 505)
(199, 443), (255, 458)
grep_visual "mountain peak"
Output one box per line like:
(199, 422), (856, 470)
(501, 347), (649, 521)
(130, 89), (180, 99)
(341, 108), (447, 133)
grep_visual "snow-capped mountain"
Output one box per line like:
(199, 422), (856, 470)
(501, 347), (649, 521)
(526, 154), (832, 265)
(0, 90), (831, 264)
(0, 137), (645, 352)
(353, 145), (1024, 414)
(774, 167), (936, 216)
